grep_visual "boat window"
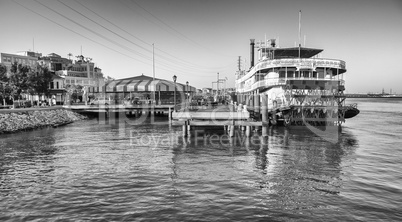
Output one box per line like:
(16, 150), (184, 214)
(317, 70), (325, 79)
(302, 71), (310, 78)
(312, 71), (317, 78)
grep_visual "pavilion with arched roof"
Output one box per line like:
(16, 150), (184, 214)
(88, 74), (196, 104)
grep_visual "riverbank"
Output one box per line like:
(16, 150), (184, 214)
(0, 109), (87, 134)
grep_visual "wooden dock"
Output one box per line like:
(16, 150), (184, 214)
(64, 104), (176, 117)
(65, 102), (272, 137)
(172, 103), (269, 137)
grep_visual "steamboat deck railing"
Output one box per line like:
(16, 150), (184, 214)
(236, 77), (345, 93)
(236, 58), (346, 82)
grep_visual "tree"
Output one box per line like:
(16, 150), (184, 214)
(29, 64), (53, 99)
(0, 64), (7, 82)
(9, 62), (31, 100)
(0, 62), (53, 106)
(0, 63), (9, 105)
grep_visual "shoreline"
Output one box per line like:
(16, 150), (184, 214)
(0, 109), (87, 134)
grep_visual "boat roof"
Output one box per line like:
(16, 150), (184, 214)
(261, 47), (323, 59)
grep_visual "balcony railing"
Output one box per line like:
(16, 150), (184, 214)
(237, 57), (346, 83)
(237, 77), (345, 93)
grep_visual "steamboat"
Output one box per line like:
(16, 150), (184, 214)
(235, 38), (359, 126)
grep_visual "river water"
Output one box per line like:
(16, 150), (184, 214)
(0, 98), (401, 221)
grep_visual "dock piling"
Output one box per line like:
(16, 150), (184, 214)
(183, 121), (188, 137)
(261, 94), (268, 137)
(254, 90), (260, 115)
(229, 125), (235, 137)
(168, 107), (172, 124)
(245, 126), (251, 137)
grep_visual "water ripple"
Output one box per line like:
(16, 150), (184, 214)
(0, 99), (401, 221)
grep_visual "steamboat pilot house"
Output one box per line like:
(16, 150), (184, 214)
(235, 39), (350, 126)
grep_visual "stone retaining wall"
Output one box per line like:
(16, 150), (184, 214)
(0, 109), (87, 134)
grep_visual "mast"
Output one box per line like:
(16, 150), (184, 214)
(152, 43), (155, 103)
(298, 10), (301, 58)
(298, 10), (301, 78)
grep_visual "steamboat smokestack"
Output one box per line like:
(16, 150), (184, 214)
(250, 39), (255, 68)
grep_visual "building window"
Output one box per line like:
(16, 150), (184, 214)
(56, 82), (59, 89)
(50, 82), (54, 89)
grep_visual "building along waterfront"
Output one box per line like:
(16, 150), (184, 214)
(1, 51), (106, 105)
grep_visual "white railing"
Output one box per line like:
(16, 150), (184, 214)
(237, 58), (346, 83)
(237, 78), (345, 93)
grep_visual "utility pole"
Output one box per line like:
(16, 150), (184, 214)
(173, 75), (177, 111)
(217, 72), (219, 96)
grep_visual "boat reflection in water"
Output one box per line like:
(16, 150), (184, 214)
(164, 126), (358, 215)
(0, 117), (359, 221)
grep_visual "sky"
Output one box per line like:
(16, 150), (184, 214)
(1, 0), (402, 93)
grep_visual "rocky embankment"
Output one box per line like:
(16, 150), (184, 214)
(0, 109), (87, 134)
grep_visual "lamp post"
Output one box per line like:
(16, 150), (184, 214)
(186, 81), (189, 105)
(173, 75), (177, 111)
(217, 72), (219, 96)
